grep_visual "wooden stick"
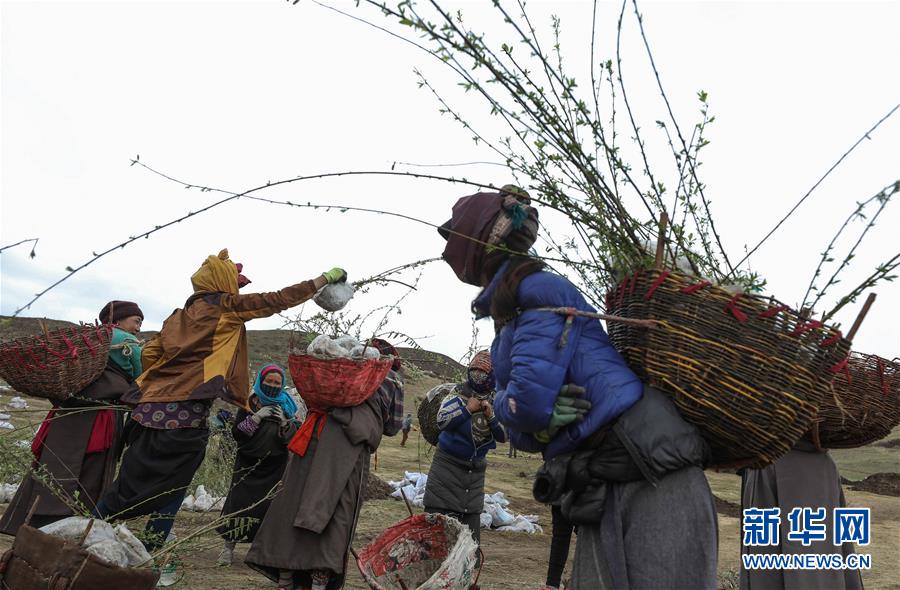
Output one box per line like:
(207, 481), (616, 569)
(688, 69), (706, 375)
(70, 556), (91, 585)
(76, 519), (94, 546)
(400, 487), (415, 518)
(24, 496), (41, 526)
(655, 212), (669, 269)
(846, 293), (877, 342)
(348, 546), (360, 561)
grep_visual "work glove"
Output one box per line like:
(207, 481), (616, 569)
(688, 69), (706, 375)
(251, 405), (278, 424)
(534, 384), (592, 443)
(273, 406), (291, 426)
(322, 267), (348, 284)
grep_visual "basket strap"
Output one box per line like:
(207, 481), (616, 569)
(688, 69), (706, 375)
(644, 271), (670, 300)
(789, 320), (823, 338)
(819, 330), (843, 347)
(758, 304), (789, 319)
(724, 294), (749, 323)
(679, 280), (711, 294)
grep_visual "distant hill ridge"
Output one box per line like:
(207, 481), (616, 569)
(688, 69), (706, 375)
(0, 316), (465, 383)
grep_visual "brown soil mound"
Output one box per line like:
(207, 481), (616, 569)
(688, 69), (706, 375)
(846, 472), (900, 497)
(364, 472), (394, 501)
(714, 494), (741, 518)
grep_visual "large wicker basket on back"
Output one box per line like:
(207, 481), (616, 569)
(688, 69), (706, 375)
(606, 269), (850, 468)
(0, 324), (113, 403)
(815, 353), (899, 449)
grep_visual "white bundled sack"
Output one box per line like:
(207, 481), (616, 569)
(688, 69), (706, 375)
(349, 345), (381, 360)
(484, 491), (510, 507)
(333, 334), (359, 351)
(307, 335), (351, 359)
(115, 524), (152, 566)
(8, 397), (27, 409)
(479, 512), (493, 529)
(484, 502), (516, 527)
(180, 494), (195, 511)
(85, 539), (129, 568)
(0, 483), (19, 503)
(313, 282), (355, 312)
(497, 515), (543, 534)
(40, 516), (116, 547)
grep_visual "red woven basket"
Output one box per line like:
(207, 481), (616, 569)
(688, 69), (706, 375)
(0, 324), (113, 403)
(288, 354), (392, 410)
(355, 513), (480, 590)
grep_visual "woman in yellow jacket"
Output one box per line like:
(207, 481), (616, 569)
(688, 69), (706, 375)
(94, 249), (346, 556)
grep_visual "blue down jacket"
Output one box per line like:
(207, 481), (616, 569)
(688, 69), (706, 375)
(476, 263), (643, 459)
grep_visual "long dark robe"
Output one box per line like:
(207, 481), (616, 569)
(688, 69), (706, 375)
(571, 465), (718, 590)
(216, 410), (298, 543)
(740, 440), (864, 590)
(99, 422), (209, 520)
(0, 362), (135, 536)
(245, 388), (397, 590)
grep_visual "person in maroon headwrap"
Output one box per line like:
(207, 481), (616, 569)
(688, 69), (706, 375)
(439, 185), (716, 590)
(0, 301), (145, 535)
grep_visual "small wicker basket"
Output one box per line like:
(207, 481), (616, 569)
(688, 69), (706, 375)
(288, 354), (392, 410)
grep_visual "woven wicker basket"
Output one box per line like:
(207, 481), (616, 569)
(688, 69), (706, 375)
(355, 513), (480, 590)
(815, 353), (899, 449)
(417, 384), (458, 446)
(288, 354), (392, 410)
(605, 269), (850, 468)
(0, 324), (113, 403)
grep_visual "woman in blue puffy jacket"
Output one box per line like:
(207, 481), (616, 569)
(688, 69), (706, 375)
(438, 186), (718, 590)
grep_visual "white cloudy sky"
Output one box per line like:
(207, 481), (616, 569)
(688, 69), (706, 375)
(1, 0), (897, 361)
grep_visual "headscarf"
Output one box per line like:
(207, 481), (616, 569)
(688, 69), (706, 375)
(253, 364), (298, 419)
(235, 262), (252, 288)
(190, 249), (240, 294)
(369, 338), (401, 371)
(466, 350), (495, 394)
(109, 327), (143, 380)
(438, 186), (539, 286)
(98, 300), (144, 324)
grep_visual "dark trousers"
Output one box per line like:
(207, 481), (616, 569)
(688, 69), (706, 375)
(400, 429), (410, 446)
(546, 504), (574, 587)
(425, 506), (481, 548)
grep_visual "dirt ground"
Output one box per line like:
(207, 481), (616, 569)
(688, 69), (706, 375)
(1, 375), (898, 589)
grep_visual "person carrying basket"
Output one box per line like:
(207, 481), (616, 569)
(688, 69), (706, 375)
(245, 338), (404, 590)
(438, 186), (718, 590)
(0, 301), (145, 535)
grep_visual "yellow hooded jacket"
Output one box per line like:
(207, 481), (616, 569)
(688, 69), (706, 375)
(137, 249), (319, 408)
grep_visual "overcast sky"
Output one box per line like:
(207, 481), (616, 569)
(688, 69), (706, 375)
(1, 0), (897, 361)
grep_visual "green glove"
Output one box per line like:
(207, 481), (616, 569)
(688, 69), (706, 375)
(322, 267), (347, 284)
(534, 384), (591, 443)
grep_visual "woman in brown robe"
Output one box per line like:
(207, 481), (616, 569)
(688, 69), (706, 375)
(741, 439), (864, 590)
(245, 354), (403, 590)
(0, 301), (143, 535)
